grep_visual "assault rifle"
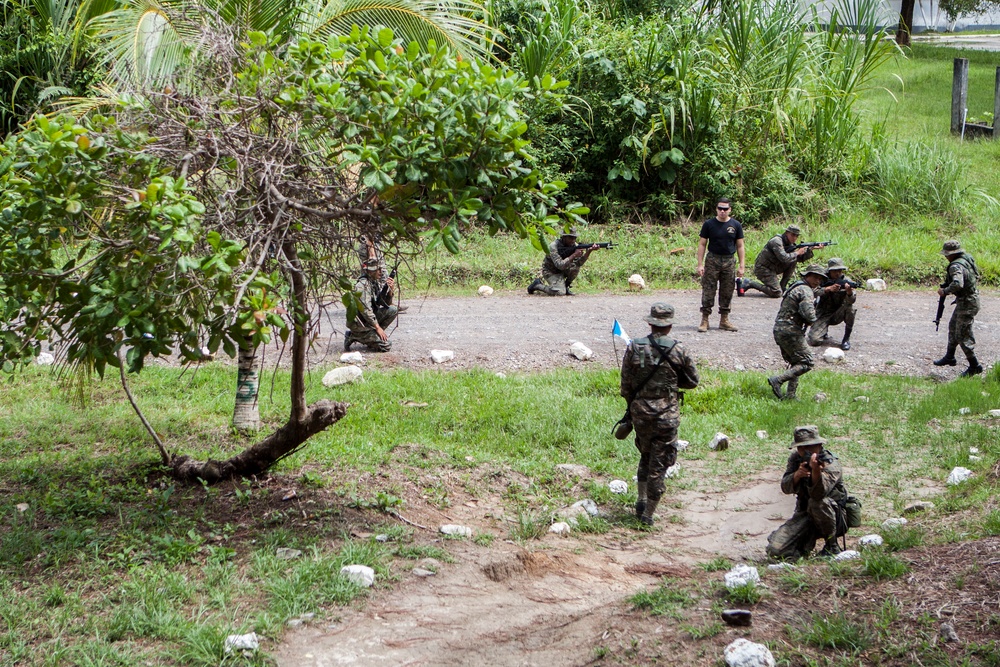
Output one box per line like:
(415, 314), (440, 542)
(556, 241), (616, 259)
(375, 267), (398, 310)
(822, 277), (860, 290)
(784, 240), (837, 253)
(934, 281), (949, 331)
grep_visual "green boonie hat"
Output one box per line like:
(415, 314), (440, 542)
(791, 425), (826, 449)
(644, 302), (675, 326)
(827, 257), (847, 271)
(785, 224), (802, 235)
(941, 240), (963, 256)
(802, 264), (827, 278)
(362, 258), (380, 269)
(561, 227), (579, 238)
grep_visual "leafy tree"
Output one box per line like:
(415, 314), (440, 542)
(938, 0), (1000, 21)
(0, 26), (583, 481)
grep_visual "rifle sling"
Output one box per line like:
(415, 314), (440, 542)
(627, 338), (679, 405)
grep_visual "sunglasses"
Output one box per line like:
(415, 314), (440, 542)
(717, 206), (730, 211)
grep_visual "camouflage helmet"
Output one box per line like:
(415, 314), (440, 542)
(941, 240), (963, 256)
(643, 302), (675, 327)
(790, 425), (827, 449)
(785, 224), (802, 235)
(362, 258), (380, 270)
(827, 257), (848, 271)
(802, 264), (828, 279)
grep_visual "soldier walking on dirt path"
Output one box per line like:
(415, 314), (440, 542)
(807, 257), (857, 351)
(695, 198), (745, 333)
(934, 240), (983, 377)
(620, 303), (699, 526)
(527, 228), (601, 296)
(741, 224), (814, 298)
(768, 264), (827, 400)
(766, 425), (849, 560)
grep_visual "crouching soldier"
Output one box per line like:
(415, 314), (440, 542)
(345, 258), (397, 352)
(766, 425), (849, 560)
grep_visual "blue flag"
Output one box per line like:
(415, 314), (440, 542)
(612, 319), (630, 345)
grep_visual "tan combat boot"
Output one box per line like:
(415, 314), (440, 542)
(698, 314), (710, 332)
(719, 313), (738, 332)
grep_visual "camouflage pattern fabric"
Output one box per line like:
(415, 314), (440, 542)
(743, 266), (786, 298)
(347, 275), (397, 351)
(943, 254), (980, 358)
(807, 286), (857, 346)
(766, 451), (846, 560)
(700, 253), (736, 315)
(620, 335), (699, 503)
(745, 234), (813, 297)
(535, 239), (589, 296)
(772, 282), (818, 386)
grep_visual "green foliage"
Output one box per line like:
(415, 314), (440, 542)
(789, 611), (873, 652)
(629, 578), (698, 616)
(861, 550), (910, 581)
(725, 581), (764, 604)
(696, 557), (731, 572)
(881, 525), (925, 552)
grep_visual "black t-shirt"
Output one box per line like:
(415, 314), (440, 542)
(699, 217), (744, 256)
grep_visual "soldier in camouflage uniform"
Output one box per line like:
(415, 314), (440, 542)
(741, 225), (814, 298)
(345, 258), (398, 352)
(766, 425), (848, 560)
(933, 240), (983, 377)
(620, 303), (699, 525)
(807, 257), (857, 351)
(768, 265), (827, 400)
(527, 228), (600, 296)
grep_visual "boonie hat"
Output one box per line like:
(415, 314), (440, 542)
(827, 257), (848, 271)
(643, 302), (675, 326)
(941, 240), (963, 256)
(791, 425), (827, 449)
(561, 227), (579, 238)
(802, 264), (827, 278)
(785, 224), (802, 235)
(362, 258), (380, 269)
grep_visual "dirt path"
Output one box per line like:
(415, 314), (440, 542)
(316, 288), (998, 377)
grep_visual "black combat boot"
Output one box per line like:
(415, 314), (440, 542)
(527, 278), (542, 294)
(818, 538), (842, 557)
(785, 378), (799, 400)
(767, 375), (785, 399)
(840, 325), (853, 351)
(344, 332), (354, 351)
(960, 356), (984, 377)
(934, 345), (957, 366)
(565, 279), (575, 296)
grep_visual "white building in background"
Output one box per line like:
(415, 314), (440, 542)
(884, 0), (1000, 31)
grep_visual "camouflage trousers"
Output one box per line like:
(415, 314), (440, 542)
(744, 266), (793, 298)
(700, 253), (736, 315)
(347, 306), (398, 352)
(766, 499), (840, 560)
(807, 303), (856, 346)
(948, 303), (979, 358)
(774, 328), (814, 372)
(631, 401), (679, 503)
(535, 267), (581, 296)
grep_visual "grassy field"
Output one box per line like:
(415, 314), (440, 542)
(2, 363), (1000, 664)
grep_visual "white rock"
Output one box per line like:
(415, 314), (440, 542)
(756, 430), (768, 440)
(412, 567), (436, 577)
(665, 464), (681, 478)
(858, 534), (883, 548)
(628, 274), (646, 290)
(676, 439), (689, 451)
(947, 467), (972, 486)
(833, 550), (861, 561)
(430, 349), (455, 364)
(15, 503), (29, 513)
(495, 372), (507, 378)
(569, 342), (593, 361)
(854, 396), (870, 403)
(322, 366), (363, 386)
(970, 447), (980, 454)
(570, 499), (599, 516)
(608, 480), (628, 494)
(477, 285), (494, 297)
(814, 393), (828, 402)
(275, 548), (302, 560)
(340, 564), (376, 587)
(881, 517), (908, 530)
(339, 351), (364, 364)
(724, 564), (760, 589)
(439, 524), (473, 537)
(823, 348), (846, 363)
(224, 633), (260, 653)
(989, 410), (1000, 418)
(958, 407), (971, 415)
(723, 638), (775, 667)
(549, 522), (572, 535)
(709, 432), (729, 451)
(970, 455), (983, 462)
(35, 353), (55, 366)
(767, 563), (795, 571)
(866, 278), (886, 291)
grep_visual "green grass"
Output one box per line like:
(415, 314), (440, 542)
(725, 581), (764, 605)
(789, 611), (873, 652)
(861, 550), (911, 581)
(629, 578), (699, 617)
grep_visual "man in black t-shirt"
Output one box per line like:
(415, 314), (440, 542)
(695, 198), (745, 333)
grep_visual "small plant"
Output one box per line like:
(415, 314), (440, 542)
(862, 551), (910, 581)
(349, 492), (404, 513)
(882, 525), (925, 552)
(594, 645), (609, 659)
(789, 611), (872, 652)
(629, 578), (698, 617)
(776, 569), (811, 595)
(682, 621), (724, 639)
(697, 557), (731, 572)
(726, 581), (764, 605)
(982, 510), (1000, 536)
(510, 512), (547, 541)
(573, 513), (610, 534)
(300, 471), (327, 488)
(473, 533), (496, 547)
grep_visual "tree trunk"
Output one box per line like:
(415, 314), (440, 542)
(896, 0), (915, 46)
(232, 337), (261, 432)
(169, 241), (349, 483)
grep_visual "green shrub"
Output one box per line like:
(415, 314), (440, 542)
(789, 611), (873, 652)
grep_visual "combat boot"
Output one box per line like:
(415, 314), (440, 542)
(698, 313), (710, 332)
(565, 279), (575, 296)
(960, 356), (984, 377)
(818, 538), (842, 557)
(640, 498), (659, 526)
(635, 482), (647, 519)
(934, 345), (957, 366)
(840, 325), (853, 351)
(527, 278), (542, 295)
(785, 378), (799, 400)
(719, 313), (738, 332)
(767, 376), (785, 399)
(343, 332), (354, 351)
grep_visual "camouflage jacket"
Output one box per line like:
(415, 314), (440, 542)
(774, 281), (818, 334)
(754, 234), (813, 274)
(542, 239), (589, 276)
(815, 277), (857, 316)
(620, 335), (698, 425)
(780, 450), (846, 514)
(350, 274), (385, 328)
(943, 253), (980, 308)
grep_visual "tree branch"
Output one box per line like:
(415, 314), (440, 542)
(117, 350), (170, 466)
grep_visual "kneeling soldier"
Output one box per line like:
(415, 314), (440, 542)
(345, 258), (398, 352)
(807, 257), (857, 351)
(768, 264), (826, 400)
